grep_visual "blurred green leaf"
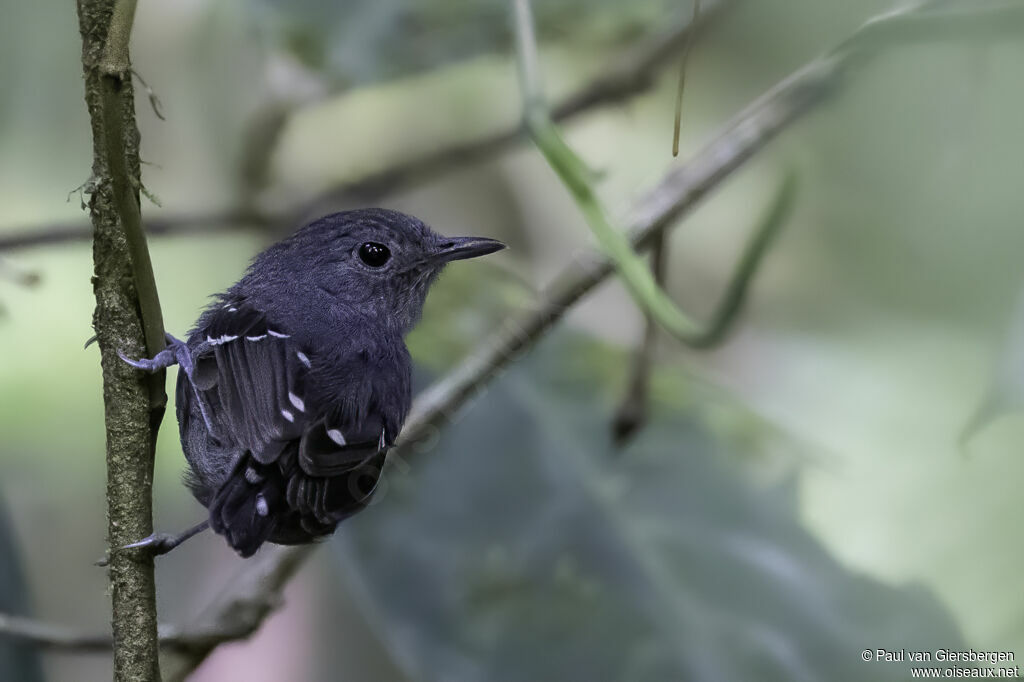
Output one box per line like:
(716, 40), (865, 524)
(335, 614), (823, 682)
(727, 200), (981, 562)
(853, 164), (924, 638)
(961, 293), (1024, 447)
(249, 0), (701, 84)
(332, 333), (963, 682)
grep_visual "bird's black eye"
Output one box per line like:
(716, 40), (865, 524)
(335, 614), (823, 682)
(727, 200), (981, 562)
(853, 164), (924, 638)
(358, 242), (391, 268)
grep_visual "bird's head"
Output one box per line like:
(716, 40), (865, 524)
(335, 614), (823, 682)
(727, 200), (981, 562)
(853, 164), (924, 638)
(246, 209), (505, 333)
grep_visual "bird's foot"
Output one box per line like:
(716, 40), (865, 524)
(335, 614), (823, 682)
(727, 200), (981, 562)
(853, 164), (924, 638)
(123, 531), (187, 554)
(118, 332), (190, 372)
(97, 520), (210, 566)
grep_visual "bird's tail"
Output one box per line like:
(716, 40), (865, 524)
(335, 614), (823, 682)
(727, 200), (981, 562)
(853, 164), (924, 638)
(208, 453), (284, 557)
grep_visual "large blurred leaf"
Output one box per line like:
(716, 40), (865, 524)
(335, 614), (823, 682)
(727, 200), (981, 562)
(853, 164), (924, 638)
(250, 0), (695, 84)
(0, 497), (43, 682)
(961, 291), (1024, 447)
(332, 333), (964, 682)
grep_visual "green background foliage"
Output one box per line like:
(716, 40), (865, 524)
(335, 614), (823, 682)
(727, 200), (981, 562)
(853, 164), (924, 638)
(1, 0), (1022, 679)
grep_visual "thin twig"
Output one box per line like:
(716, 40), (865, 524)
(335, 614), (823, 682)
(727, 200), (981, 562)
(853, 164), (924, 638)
(0, 615), (216, 656)
(0, 210), (260, 252)
(0, 258), (41, 287)
(834, 0), (1024, 56)
(132, 69), (166, 121)
(0, 545), (312, 669)
(0, 613), (112, 652)
(672, 0), (701, 157)
(611, 232), (667, 445)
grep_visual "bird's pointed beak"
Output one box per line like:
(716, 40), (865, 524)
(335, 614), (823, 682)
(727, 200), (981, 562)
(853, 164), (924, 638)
(433, 236), (506, 263)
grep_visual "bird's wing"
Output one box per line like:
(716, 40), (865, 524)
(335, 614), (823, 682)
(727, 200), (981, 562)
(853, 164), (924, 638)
(190, 299), (388, 467)
(190, 300), (308, 462)
(185, 299), (390, 555)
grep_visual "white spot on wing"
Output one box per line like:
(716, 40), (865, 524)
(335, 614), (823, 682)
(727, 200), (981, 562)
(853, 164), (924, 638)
(244, 467), (262, 484)
(206, 334), (239, 345)
(255, 494), (269, 517)
(246, 334), (267, 342)
(327, 429), (346, 446)
(281, 409), (295, 423)
(268, 329), (290, 338)
(296, 351), (311, 368)
(288, 392), (305, 412)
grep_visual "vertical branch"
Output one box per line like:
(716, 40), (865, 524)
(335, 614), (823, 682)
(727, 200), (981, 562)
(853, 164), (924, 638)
(76, 1), (165, 680)
(611, 232), (667, 444)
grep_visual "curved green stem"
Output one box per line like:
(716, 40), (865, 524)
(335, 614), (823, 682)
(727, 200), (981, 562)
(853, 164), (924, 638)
(513, 0), (795, 348)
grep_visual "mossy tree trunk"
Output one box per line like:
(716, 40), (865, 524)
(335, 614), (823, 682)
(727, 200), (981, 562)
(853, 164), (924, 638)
(76, 1), (166, 679)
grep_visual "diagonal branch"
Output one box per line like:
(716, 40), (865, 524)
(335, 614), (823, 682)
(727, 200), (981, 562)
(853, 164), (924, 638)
(158, 545), (314, 681)
(148, 45), (830, 677)
(0, 546), (312, 668)
(158, 7), (1024, 678)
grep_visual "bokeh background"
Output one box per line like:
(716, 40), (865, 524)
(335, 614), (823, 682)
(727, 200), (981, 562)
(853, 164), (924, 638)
(2, 0), (1023, 680)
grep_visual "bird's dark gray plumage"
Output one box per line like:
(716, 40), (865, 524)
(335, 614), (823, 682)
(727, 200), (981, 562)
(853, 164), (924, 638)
(122, 209), (504, 557)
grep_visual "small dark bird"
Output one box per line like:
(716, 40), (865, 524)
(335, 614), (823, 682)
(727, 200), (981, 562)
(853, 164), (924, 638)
(121, 209), (504, 557)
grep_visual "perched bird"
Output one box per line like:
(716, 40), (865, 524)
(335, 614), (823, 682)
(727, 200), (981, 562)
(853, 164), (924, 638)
(121, 209), (504, 557)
